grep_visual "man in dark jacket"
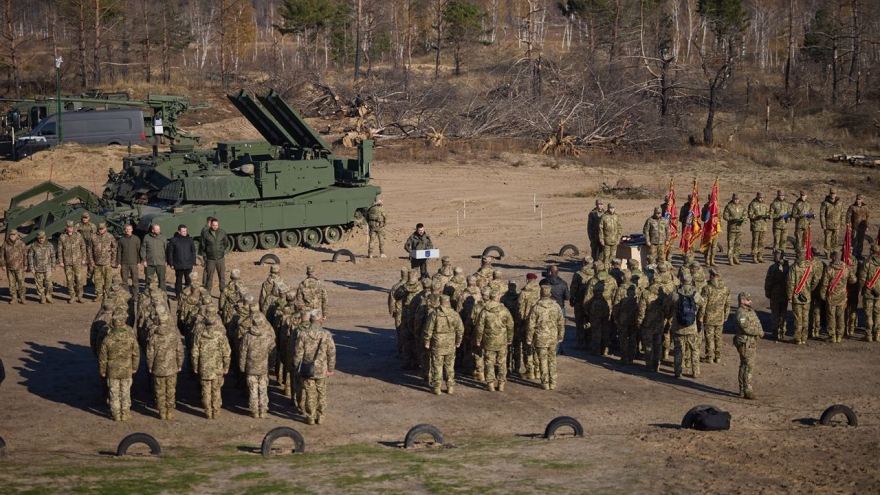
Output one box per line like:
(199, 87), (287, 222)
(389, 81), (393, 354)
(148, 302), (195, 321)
(540, 265), (570, 314)
(167, 224), (197, 300)
(116, 224), (141, 296)
(200, 218), (231, 294)
(404, 223), (434, 278)
(140, 224), (168, 292)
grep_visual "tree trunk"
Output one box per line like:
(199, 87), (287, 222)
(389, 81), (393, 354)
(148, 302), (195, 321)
(784, 0), (794, 91)
(161, 0), (170, 84)
(434, 0), (444, 77)
(142, 0), (151, 83)
(661, 54), (673, 119)
(78, 0), (88, 88)
(93, 0), (101, 85)
(354, 0), (362, 80)
(704, 83), (716, 146)
(2, 0), (21, 97)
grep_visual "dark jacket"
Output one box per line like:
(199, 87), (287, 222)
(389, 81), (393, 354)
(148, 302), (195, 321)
(404, 231), (433, 253)
(200, 228), (231, 260)
(140, 232), (168, 266)
(540, 275), (571, 309)
(167, 233), (196, 270)
(116, 233), (141, 266)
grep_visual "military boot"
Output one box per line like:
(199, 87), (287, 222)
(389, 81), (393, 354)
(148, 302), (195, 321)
(487, 382), (495, 392)
(306, 417), (316, 425)
(316, 415), (324, 425)
(865, 334), (873, 342)
(497, 382), (504, 392)
(432, 387), (441, 395)
(46, 297), (53, 304)
(446, 386), (455, 395)
(19, 297), (26, 304)
(541, 383), (550, 390)
(159, 410), (167, 420)
(167, 411), (175, 420)
(744, 391), (757, 400)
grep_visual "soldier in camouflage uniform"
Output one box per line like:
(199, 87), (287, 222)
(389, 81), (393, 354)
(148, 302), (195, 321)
(98, 314), (140, 421)
(466, 286), (491, 380)
(638, 275), (671, 372)
(443, 267), (467, 310)
(76, 211), (97, 282)
(57, 221), (88, 303)
(500, 280), (519, 374)
(792, 191), (814, 252)
(219, 268), (244, 322)
(296, 265), (329, 319)
(643, 207), (670, 263)
(286, 310), (311, 410)
(764, 250), (790, 339)
(734, 292), (762, 400)
(570, 257), (593, 350)
(259, 265), (283, 313)
(787, 250), (821, 344)
(527, 285), (565, 389)
(146, 312), (185, 420)
(433, 256), (454, 287)
(403, 278), (432, 371)
(700, 269), (730, 363)
(366, 198), (387, 258)
(514, 273), (540, 377)
(90, 299), (116, 356)
(192, 314), (232, 419)
(809, 248), (826, 338)
(769, 190), (793, 253)
(1, 230), (28, 304)
(475, 290), (514, 391)
(488, 270), (506, 295)
(293, 311), (337, 425)
(748, 192), (770, 263)
(88, 222), (117, 301)
(389, 268), (409, 356)
(105, 276), (133, 316)
(240, 312), (277, 418)
(847, 194), (870, 259)
(626, 259), (649, 290)
(722, 193), (747, 265)
(609, 258), (626, 286)
(821, 251), (856, 343)
(583, 261), (618, 357)
(473, 256), (493, 288)
(598, 203), (622, 265)
(27, 230), (56, 303)
(613, 272), (643, 364)
(394, 270), (423, 369)
(587, 199), (605, 260)
(820, 189), (844, 257)
(414, 281), (443, 380)
(424, 295), (464, 394)
(859, 243), (880, 341)
(670, 274), (704, 378)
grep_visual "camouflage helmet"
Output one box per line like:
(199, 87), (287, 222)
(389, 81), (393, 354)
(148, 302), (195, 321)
(408, 270), (420, 281)
(440, 294), (451, 304)
(738, 292), (752, 301)
(492, 270), (503, 279)
(594, 261), (606, 272)
(111, 314), (126, 325)
(441, 256), (451, 265)
(242, 293), (255, 303)
(206, 314), (221, 325)
(489, 289), (501, 299)
(230, 268), (241, 280)
(540, 285), (552, 297)
(628, 259), (640, 269)
(97, 222), (107, 229)
(400, 268), (409, 277)
(481, 286), (491, 297)
(276, 282), (289, 294)
(65, 220), (75, 228)
(285, 292), (297, 302)
(653, 206), (662, 215)
(306, 265), (316, 276)
(466, 275), (477, 284)
(270, 265), (281, 274)
(37, 230), (47, 239)
(453, 266), (464, 274)
(200, 293), (213, 304)
(421, 279), (432, 289)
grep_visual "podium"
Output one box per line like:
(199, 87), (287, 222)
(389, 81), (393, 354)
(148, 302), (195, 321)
(410, 249), (440, 260)
(615, 243), (649, 267)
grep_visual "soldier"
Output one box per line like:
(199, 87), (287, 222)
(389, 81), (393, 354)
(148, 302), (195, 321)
(765, 250), (790, 339)
(792, 191), (814, 252)
(821, 251), (856, 343)
(27, 230), (57, 304)
(259, 265), (283, 313)
(787, 250), (821, 344)
(295, 265), (329, 319)
(569, 257), (593, 350)
(654, 261), (678, 360)
(389, 268), (409, 356)
(514, 273), (540, 377)
(443, 267), (467, 310)
(57, 220), (88, 303)
(166, 224), (196, 300)
(769, 190), (792, 253)
(722, 193), (747, 265)
(809, 248), (826, 339)
(219, 268), (244, 323)
(748, 192), (770, 263)
(626, 259), (649, 290)
(488, 270), (506, 294)
(669, 274), (704, 378)
(424, 295), (464, 394)
(475, 290), (515, 391)
(116, 223), (141, 296)
(145, 312), (185, 420)
(527, 285), (565, 390)
(587, 199), (605, 260)
(90, 299), (116, 356)
(598, 202), (622, 265)
(583, 261), (618, 357)
(820, 188), (844, 257)
(609, 258), (626, 286)
(500, 280), (520, 373)
(539, 264), (570, 314)
(140, 224), (168, 291)
(847, 194), (870, 259)
(394, 270), (423, 369)
(859, 243), (880, 341)
(192, 314), (232, 419)
(88, 222), (117, 301)
(76, 211), (97, 282)
(1, 230), (28, 304)
(612, 272), (643, 365)
(433, 256), (454, 287)
(701, 269), (730, 363)
(98, 314), (139, 421)
(733, 292), (762, 400)
(240, 312), (277, 418)
(366, 197), (388, 258)
(414, 281), (443, 379)
(638, 275), (671, 372)
(404, 223), (433, 278)
(293, 311), (337, 425)
(473, 256), (494, 288)
(643, 207), (670, 263)
(700, 198), (719, 267)
(286, 310), (312, 410)
(466, 286), (491, 380)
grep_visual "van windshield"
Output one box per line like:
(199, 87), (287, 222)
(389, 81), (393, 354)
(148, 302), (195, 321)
(32, 121), (56, 136)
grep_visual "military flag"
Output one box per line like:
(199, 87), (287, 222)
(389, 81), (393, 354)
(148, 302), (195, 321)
(804, 225), (813, 261)
(699, 178), (722, 253)
(665, 180), (678, 256)
(679, 179), (701, 253)
(843, 226), (853, 266)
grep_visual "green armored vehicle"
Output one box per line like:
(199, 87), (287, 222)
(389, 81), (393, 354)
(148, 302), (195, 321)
(2, 90), (380, 251)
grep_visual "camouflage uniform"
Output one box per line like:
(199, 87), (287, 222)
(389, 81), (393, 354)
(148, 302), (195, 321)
(748, 193), (770, 263)
(809, 255), (826, 338)
(286, 311), (311, 410)
(414, 284), (442, 378)
(219, 274), (244, 324)
(669, 279), (705, 378)
(239, 314), (277, 418)
(598, 207), (622, 265)
(569, 261), (593, 350)
(366, 200), (387, 257)
(582, 264), (618, 357)
(27, 233), (56, 303)
(76, 217), (97, 280)
(293, 321), (336, 424)
(145, 317), (185, 420)
(394, 272), (423, 369)
(527, 289), (565, 389)
(820, 192), (844, 256)
(859, 248), (880, 341)
(764, 254), (790, 339)
(700, 275), (730, 363)
(612, 278), (642, 364)
(98, 323), (140, 421)
(733, 295), (762, 398)
(296, 269), (329, 318)
(192, 318), (232, 419)
(587, 203), (604, 260)
(259, 267), (283, 313)
(722, 196), (746, 265)
(791, 194), (813, 252)
(847, 197), (870, 258)
(89, 228), (117, 300)
(786, 255), (821, 344)
(769, 193), (792, 253)
(638, 279), (671, 372)
(642, 209), (670, 264)
(443, 269), (467, 310)
(465, 287), (490, 379)
(90, 300), (116, 356)
(1, 233), (28, 303)
(474, 297), (514, 391)
(487, 271), (506, 295)
(433, 257), (454, 288)
(57, 227), (88, 302)
(473, 259), (493, 288)
(424, 298), (464, 393)
(514, 278), (540, 377)
(821, 256), (856, 342)
(389, 268), (409, 356)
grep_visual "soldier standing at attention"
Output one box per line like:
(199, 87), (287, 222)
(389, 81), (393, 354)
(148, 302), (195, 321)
(598, 203), (622, 265)
(76, 211), (97, 283)
(587, 199), (605, 260)
(612, 272), (642, 365)
(820, 189), (843, 257)
(527, 285), (565, 390)
(296, 265), (329, 319)
(669, 273), (704, 379)
(146, 313), (185, 420)
(99, 314), (140, 421)
(583, 261), (618, 357)
(1, 230), (28, 304)
(734, 292), (762, 400)
(859, 243), (880, 341)
(366, 198), (387, 258)
(787, 250), (820, 345)
(27, 231), (56, 303)
(821, 251), (856, 343)
(764, 250), (789, 340)
(514, 273), (540, 378)
(424, 295), (464, 395)
(638, 274), (670, 373)
(293, 311), (337, 425)
(569, 257), (593, 350)
(201, 218), (231, 295)
(847, 194), (870, 259)
(434, 256), (454, 287)
(166, 224), (196, 301)
(722, 193), (746, 265)
(474, 290), (515, 392)
(259, 265), (283, 313)
(643, 207), (669, 264)
(192, 314), (232, 419)
(240, 313), (277, 418)
(404, 223), (434, 278)
(57, 220), (88, 303)
(389, 268), (409, 356)
(473, 256), (494, 288)
(700, 269), (730, 363)
(792, 191), (814, 252)
(116, 224), (141, 297)
(769, 190), (792, 253)
(748, 192), (770, 263)
(140, 224), (168, 291)
(89, 222), (117, 301)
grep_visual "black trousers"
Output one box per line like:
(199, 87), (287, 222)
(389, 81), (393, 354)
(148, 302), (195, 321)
(410, 258), (429, 278)
(174, 268), (193, 299)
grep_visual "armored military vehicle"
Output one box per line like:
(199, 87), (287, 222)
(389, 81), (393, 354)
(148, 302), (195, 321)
(2, 90), (380, 252)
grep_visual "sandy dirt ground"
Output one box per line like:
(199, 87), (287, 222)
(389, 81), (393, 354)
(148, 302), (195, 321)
(1, 134), (879, 493)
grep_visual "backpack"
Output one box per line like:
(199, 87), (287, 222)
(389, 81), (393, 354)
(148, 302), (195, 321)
(692, 407), (731, 431)
(675, 292), (697, 326)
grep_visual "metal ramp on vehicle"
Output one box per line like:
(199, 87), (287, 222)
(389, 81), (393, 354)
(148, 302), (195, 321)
(258, 90), (332, 153)
(227, 90), (295, 147)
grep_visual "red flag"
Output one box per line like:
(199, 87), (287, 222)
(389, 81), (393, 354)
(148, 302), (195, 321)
(699, 179), (722, 253)
(679, 179), (701, 254)
(805, 225), (813, 261)
(665, 180), (678, 256)
(843, 226), (853, 266)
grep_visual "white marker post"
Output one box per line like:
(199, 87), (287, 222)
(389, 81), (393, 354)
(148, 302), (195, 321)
(540, 207), (544, 230)
(456, 210), (460, 237)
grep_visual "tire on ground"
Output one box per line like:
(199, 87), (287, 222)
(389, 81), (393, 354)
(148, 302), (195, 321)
(819, 404), (858, 427)
(558, 244), (580, 257)
(258, 253), (281, 266)
(481, 246), (505, 259)
(261, 427), (306, 456)
(544, 416), (584, 438)
(681, 405), (716, 429)
(332, 249), (356, 263)
(404, 424), (445, 448)
(116, 433), (161, 456)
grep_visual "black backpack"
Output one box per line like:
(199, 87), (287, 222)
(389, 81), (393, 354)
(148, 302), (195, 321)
(676, 292), (697, 326)
(693, 407), (731, 431)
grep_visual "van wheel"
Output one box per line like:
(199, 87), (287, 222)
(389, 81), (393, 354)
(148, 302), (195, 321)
(261, 427), (305, 456)
(819, 405), (858, 427)
(544, 416), (584, 438)
(116, 433), (161, 456)
(404, 424), (444, 448)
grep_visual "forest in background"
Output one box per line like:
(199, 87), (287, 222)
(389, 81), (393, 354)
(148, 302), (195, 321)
(1, 0), (879, 152)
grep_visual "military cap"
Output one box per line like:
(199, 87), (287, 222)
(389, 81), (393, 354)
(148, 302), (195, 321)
(508, 280), (517, 286)
(731, 193), (739, 200)
(441, 256), (451, 263)
(409, 270), (421, 279)
(243, 293), (255, 303)
(306, 265), (316, 275)
(453, 267), (464, 274)
(421, 279), (432, 288)
(401, 268), (409, 276)
(200, 292), (212, 303)
(440, 295), (451, 303)
(540, 285), (552, 296)
(65, 220), (75, 227)
(856, 194), (863, 200)
(653, 206), (662, 215)
(205, 303), (217, 312)
(97, 222), (107, 229)
(285, 292), (297, 301)
(270, 265), (280, 274)
(657, 262), (668, 272)
(829, 188), (837, 194)
(248, 302), (260, 312)
(466, 275), (477, 283)
(611, 258), (621, 267)
(607, 202), (615, 209)
(756, 192), (765, 199)
(738, 292), (752, 301)
(646, 254), (655, 263)
(680, 273), (693, 285)
(708, 268), (719, 276)
(81, 212), (90, 219)
(8, 230), (18, 236)
(583, 256), (593, 264)
(230, 268), (241, 279)
(481, 286), (491, 296)
(158, 312), (170, 322)
(309, 309), (323, 321)
(277, 282), (289, 293)
(493, 270), (503, 278)
(206, 315), (220, 325)
(37, 230), (46, 238)
(799, 190), (806, 196)
(431, 281), (443, 291)
(526, 273), (537, 280)
(595, 199), (604, 205)
(594, 261), (606, 272)
(481, 256), (491, 263)
(777, 190), (784, 196)
(628, 259), (640, 269)
(111, 314), (126, 324)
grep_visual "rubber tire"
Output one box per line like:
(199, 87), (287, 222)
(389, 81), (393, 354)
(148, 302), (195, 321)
(258, 253), (281, 266)
(819, 405), (858, 427)
(0, 357), (5, 387)
(280, 230), (301, 248)
(481, 245), (505, 259)
(302, 228), (323, 247)
(404, 424), (444, 448)
(544, 416), (584, 438)
(681, 405), (717, 429)
(116, 433), (161, 457)
(332, 249), (356, 263)
(236, 233), (257, 252)
(258, 231), (279, 250)
(558, 244), (580, 257)
(261, 427), (306, 456)
(324, 226), (344, 244)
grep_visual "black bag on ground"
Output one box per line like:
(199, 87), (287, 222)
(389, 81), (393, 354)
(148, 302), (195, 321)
(676, 293), (697, 326)
(693, 407), (731, 431)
